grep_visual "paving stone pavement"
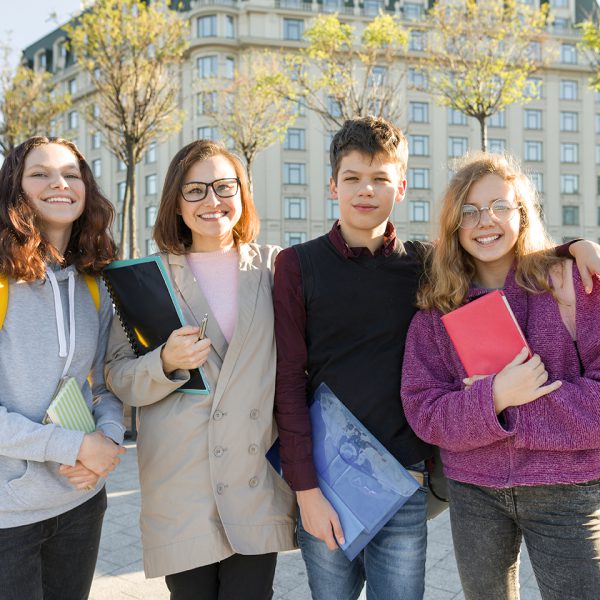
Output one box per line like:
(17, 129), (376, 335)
(90, 442), (542, 600)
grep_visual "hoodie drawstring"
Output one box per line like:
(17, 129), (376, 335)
(46, 269), (76, 378)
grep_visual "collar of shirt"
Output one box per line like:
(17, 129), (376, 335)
(328, 220), (397, 258)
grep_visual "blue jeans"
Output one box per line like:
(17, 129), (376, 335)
(448, 478), (600, 600)
(0, 488), (106, 600)
(297, 479), (428, 600)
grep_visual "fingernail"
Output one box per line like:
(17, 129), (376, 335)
(586, 287), (591, 294)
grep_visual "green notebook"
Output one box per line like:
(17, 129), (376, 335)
(43, 377), (96, 433)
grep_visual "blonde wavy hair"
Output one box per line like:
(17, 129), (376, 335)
(418, 152), (562, 314)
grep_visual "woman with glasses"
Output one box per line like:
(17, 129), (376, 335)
(401, 152), (600, 599)
(105, 140), (296, 599)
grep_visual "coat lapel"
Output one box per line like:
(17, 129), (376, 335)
(166, 254), (228, 364)
(211, 245), (262, 409)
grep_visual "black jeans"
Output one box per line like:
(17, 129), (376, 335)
(165, 553), (277, 600)
(0, 487), (106, 600)
(448, 478), (600, 600)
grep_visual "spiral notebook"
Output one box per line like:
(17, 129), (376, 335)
(102, 256), (209, 394)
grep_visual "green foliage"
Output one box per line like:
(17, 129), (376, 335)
(64, 0), (188, 258)
(200, 52), (297, 191)
(272, 13), (408, 127)
(0, 45), (70, 155)
(423, 0), (551, 151)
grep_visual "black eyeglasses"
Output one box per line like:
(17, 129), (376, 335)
(181, 177), (240, 203)
(459, 198), (520, 229)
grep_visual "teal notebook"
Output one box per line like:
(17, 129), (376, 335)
(103, 256), (209, 394)
(43, 377), (96, 433)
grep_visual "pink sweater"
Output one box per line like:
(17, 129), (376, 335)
(401, 265), (600, 488)
(186, 249), (239, 343)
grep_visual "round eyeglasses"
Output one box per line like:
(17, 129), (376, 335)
(181, 177), (240, 203)
(459, 198), (520, 229)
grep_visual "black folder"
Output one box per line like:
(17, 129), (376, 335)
(103, 256), (209, 394)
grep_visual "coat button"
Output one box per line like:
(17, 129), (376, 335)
(249, 477), (258, 488)
(213, 446), (225, 457)
(216, 483), (225, 495)
(213, 410), (224, 421)
(248, 444), (259, 455)
(249, 409), (259, 420)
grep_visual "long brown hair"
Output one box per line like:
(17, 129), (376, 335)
(153, 140), (259, 254)
(418, 152), (561, 313)
(0, 136), (117, 281)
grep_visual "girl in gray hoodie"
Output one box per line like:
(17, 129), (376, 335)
(0, 137), (125, 599)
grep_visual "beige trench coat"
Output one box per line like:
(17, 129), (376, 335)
(105, 244), (296, 578)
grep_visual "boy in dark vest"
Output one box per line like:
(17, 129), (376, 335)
(273, 116), (600, 600)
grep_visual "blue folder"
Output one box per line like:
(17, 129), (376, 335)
(310, 383), (421, 561)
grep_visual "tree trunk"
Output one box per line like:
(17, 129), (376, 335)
(119, 178), (130, 259)
(478, 115), (488, 152)
(126, 145), (139, 258)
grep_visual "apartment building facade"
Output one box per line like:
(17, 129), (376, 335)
(22, 0), (600, 253)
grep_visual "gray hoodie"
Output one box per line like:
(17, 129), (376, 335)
(0, 265), (124, 528)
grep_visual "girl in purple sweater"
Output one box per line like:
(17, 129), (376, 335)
(401, 153), (600, 600)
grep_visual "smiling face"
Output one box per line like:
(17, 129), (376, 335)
(330, 150), (406, 249)
(458, 173), (520, 287)
(21, 143), (86, 246)
(178, 154), (243, 252)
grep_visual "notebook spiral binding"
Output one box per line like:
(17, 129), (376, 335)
(101, 273), (142, 356)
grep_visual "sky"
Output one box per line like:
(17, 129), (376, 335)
(2, 0), (83, 66)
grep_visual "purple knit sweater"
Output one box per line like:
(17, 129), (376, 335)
(401, 264), (600, 487)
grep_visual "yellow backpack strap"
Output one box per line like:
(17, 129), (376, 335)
(0, 275), (8, 331)
(83, 273), (100, 312)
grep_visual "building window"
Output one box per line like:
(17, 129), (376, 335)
(197, 55), (218, 79)
(328, 96), (342, 118)
(364, 0), (383, 16)
(448, 108), (467, 126)
(560, 111), (578, 132)
(117, 181), (127, 202)
(68, 78), (77, 94)
(560, 174), (579, 194)
(596, 145), (600, 165)
(284, 197), (306, 219)
(410, 102), (429, 123)
(284, 128), (306, 150)
(409, 135), (429, 156)
(117, 159), (126, 172)
(369, 65), (387, 87)
(554, 17), (569, 30)
(404, 2), (424, 20)
(488, 139), (506, 154)
(409, 200), (430, 222)
(560, 43), (577, 64)
(67, 111), (78, 130)
(448, 137), (468, 158)
(408, 30), (425, 52)
(284, 163), (306, 185)
(225, 57), (235, 79)
(91, 132), (101, 149)
(524, 109), (542, 130)
(146, 239), (158, 255)
(527, 41), (542, 62)
(145, 174), (157, 195)
(146, 141), (157, 164)
(562, 205), (579, 225)
(551, 0), (568, 7)
(294, 97), (307, 117)
(283, 18), (304, 41)
(92, 159), (101, 178)
(408, 168), (429, 189)
(197, 126), (217, 141)
(197, 91), (216, 116)
(596, 114), (600, 134)
(284, 232), (307, 246)
(323, 0), (343, 12)
(524, 140), (543, 162)
(560, 143), (578, 163)
(598, 175), (600, 195)
(408, 68), (427, 90)
(560, 80), (578, 101)
(525, 77), (543, 99)
(146, 206), (158, 227)
(197, 15), (217, 37)
(225, 15), (235, 38)
(488, 111), (505, 128)
(327, 199), (340, 220)
(529, 172), (543, 193)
